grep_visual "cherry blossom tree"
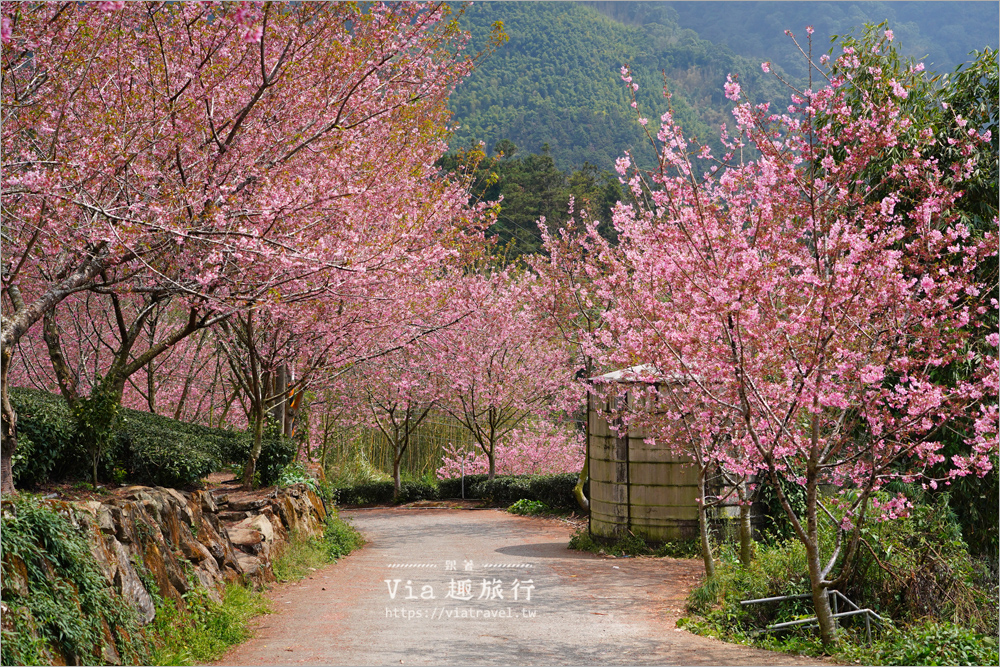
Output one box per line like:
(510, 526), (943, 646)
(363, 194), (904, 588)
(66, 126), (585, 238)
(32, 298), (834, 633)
(352, 345), (443, 497)
(594, 30), (997, 646)
(1, 1), (502, 492)
(437, 419), (584, 478)
(432, 272), (582, 480)
(528, 209), (616, 509)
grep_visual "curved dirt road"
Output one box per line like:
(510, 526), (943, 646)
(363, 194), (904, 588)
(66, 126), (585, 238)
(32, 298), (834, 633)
(219, 508), (820, 665)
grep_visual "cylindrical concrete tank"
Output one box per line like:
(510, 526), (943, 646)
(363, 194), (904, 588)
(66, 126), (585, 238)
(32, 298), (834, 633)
(588, 366), (701, 542)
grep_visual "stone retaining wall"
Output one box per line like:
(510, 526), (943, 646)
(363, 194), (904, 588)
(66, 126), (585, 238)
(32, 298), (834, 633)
(7, 483), (327, 629)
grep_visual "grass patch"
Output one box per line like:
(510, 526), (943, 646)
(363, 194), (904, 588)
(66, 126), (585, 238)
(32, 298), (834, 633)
(148, 585), (271, 665)
(567, 528), (700, 558)
(273, 511), (364, 582)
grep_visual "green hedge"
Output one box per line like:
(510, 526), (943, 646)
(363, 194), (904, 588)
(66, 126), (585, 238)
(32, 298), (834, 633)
(331, 481), (397, 506)
(471, 473), (584, 510)
(330, 473), (586, 509)
(110, 416), (221, 488)
(9, 387), (294, 489)
(437, 474), (490, 499)
(9, 389), (80, 487)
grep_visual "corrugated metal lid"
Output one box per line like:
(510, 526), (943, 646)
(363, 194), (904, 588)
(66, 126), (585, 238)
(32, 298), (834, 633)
(589, 364), (662, 383)
(589, 364), (696, 384)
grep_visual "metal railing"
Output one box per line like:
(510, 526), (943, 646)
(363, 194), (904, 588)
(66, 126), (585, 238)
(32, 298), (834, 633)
(741, 590), (887, 643)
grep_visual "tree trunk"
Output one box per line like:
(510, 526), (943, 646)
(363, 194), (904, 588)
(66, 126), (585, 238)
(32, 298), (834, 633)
(272, 364), (287, 434)
(573, 457), (590, 511)
(808, 549), (838, 646)
(1, 345), (17, 494)
(738, 482), (753, 566)
(697, 466), (715, 577)
(393, 445), (403, 498)
(487, 445), (496, 480)
(243, 408), (265, 489)
(146, 362), (156, 414)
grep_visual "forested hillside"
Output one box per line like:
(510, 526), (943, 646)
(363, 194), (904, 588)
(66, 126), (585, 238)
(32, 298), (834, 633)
(592, 1), (999, 79)
(448, 1), (786, 171)
(448, 1), (998, 171)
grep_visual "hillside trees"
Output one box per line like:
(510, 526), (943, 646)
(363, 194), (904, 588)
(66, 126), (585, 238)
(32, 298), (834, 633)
(1, 1), (500, 492)
(588, 30), (997, 646)
(438, 143), (623, 260)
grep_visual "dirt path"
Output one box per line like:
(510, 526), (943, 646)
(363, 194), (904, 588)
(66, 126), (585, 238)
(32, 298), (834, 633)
(218, 508), (822, 666)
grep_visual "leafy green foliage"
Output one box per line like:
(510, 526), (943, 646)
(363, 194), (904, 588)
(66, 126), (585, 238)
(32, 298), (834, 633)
(682, 495), (997, 661)
(439, 145), (622, 259)
(111, 415), (221, 488)
(842, 494), (997, 634)
(10, 387), (241, 488)
(276, 461), (319, 494)
(330, 481), (397, 506)
(507, 499), (551, 515)
(437, 473), (491, 499)
(9, 388), (78, 487)
(326, 472), (584, 509)
(219, 419), (296, 488)
(753, 476), (808, 544)
(320, 511), (366, 561)
(394, 480), (439, 504)
(470, 473), (583, 509)
(71, 381), (121, 485)
(147, 585), (271, 666)
(847, 620), (1000, 666)
(0, 494), (149, 666)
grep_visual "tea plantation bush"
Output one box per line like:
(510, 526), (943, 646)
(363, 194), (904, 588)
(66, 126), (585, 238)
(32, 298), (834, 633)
(9, 387), (293, 489)
(9, 388), (80, 487)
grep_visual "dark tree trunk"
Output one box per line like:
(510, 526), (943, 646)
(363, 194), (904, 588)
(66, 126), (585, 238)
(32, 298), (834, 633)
(243, 407), (265, 489)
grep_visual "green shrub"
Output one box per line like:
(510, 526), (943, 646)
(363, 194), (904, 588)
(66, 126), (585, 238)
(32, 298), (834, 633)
(219, 421), (297, 487)
(528, 473), (586, 510)
(322, 511), (365, 560)
(9, 388), (81, 487)
(276, 461), (319, 493)
(437, 474), (490, 499)
(471, 476), (533, 506)
(10, 387), (243, 488)
(272, 511), (364, 581)
(470, 473), (585, 510)
(330, 480), (396, 506)
(0, 494), (149, 665)
(680, 497), (998, 664)
(842, 493), (997, 634)
(394, 480), (439, 504)
(508, 499), (550, 515)
(111, 416), (221, 488)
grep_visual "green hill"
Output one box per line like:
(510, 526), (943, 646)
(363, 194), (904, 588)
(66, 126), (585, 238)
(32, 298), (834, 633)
(594, 2), (999, 80)
(448, 1), (786, 171)
(448, 1), (998, 172)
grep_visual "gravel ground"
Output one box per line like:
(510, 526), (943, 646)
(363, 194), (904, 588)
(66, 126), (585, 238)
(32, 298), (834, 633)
(216, 508), (825, 666)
